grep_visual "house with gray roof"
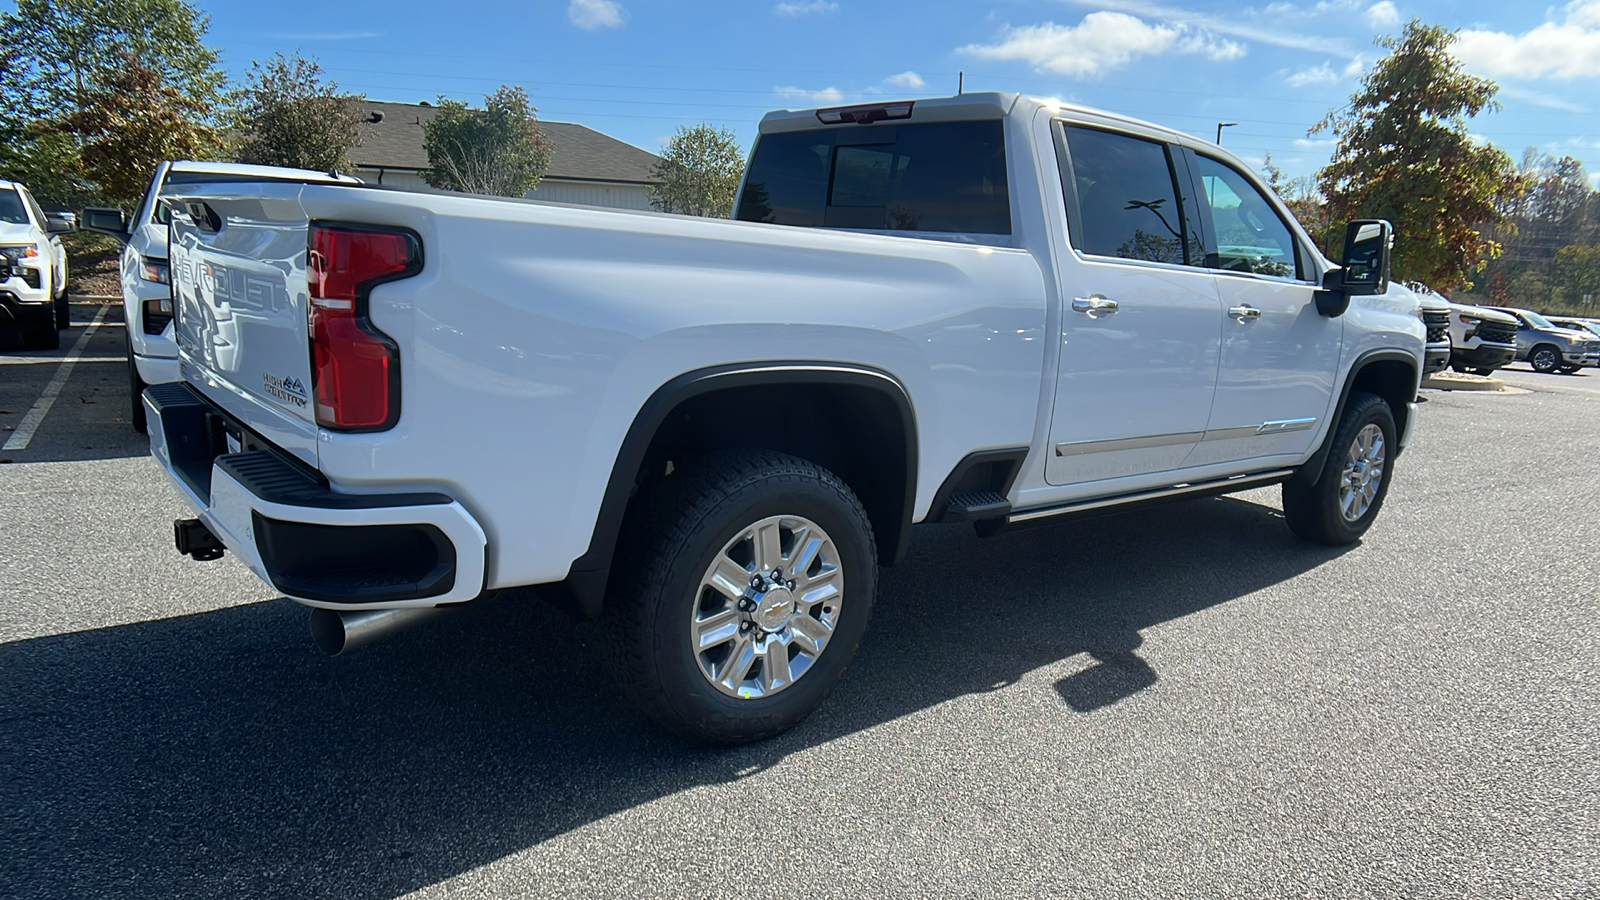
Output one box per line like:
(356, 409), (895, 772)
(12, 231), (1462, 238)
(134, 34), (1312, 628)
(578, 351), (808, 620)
(351, 100), (662, 210)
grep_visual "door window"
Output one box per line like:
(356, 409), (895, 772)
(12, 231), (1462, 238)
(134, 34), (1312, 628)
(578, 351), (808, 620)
(1193, 155), (1300, 280)
(1060, 125), (1200, 266)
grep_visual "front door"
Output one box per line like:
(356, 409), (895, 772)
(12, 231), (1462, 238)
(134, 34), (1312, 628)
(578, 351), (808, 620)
(1046, 124), (1224, 486)
(1183, 153), (1340, 467)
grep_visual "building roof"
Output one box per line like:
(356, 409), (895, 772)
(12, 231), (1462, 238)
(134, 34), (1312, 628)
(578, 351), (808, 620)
(352, 100), (662, 185)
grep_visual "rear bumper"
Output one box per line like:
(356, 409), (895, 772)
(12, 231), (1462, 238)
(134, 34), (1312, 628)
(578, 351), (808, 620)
(145, 382), (488, 610)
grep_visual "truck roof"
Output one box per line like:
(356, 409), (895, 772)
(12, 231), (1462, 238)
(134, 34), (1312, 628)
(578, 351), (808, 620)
(757, 91), (1251, 167)
(165, 161), (362, 183)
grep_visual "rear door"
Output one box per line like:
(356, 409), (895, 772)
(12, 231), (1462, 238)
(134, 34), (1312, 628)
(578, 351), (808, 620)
(168, 183), (320, 466)
(1045, 123), (1223, 485)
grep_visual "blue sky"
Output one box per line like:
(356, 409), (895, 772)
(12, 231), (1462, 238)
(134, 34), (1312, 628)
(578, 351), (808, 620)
(199, 0), (1600, 186)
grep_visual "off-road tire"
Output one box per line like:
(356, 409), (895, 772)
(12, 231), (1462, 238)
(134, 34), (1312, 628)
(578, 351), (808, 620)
(1282, 391), (1396, 545)
(603, 449), (877, 744)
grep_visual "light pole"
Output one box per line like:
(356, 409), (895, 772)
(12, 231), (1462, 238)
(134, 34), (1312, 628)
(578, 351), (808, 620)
(1216, 122), (1236, 144)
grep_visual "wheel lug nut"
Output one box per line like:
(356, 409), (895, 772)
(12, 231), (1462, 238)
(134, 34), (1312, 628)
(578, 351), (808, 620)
(786, 580), (795, 590)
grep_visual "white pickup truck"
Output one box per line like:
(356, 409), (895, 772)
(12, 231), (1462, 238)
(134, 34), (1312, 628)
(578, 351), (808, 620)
(144, 93), (1424, 743)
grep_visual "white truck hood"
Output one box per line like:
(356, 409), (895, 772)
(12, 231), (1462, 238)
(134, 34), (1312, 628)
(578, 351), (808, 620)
(1447, 302), (1518, 325)
(0, 221), (38, 244)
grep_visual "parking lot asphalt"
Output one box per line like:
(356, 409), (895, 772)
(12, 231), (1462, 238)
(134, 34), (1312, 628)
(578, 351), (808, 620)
(2, 304), (1595, 899)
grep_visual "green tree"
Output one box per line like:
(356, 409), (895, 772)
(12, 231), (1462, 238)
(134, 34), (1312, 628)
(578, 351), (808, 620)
(422, 86), (552, 197)
(0, 0), (225, 205)
(234, 52), (365, 172)
(58, 56), (223, 204)
(650, 124), (745, 218)
(1553, 243), (1600, 306)
(1313, 21), (1523, 291)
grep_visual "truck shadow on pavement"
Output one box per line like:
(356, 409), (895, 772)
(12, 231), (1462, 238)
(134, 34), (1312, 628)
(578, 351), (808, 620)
(0, 494), (1350, 898)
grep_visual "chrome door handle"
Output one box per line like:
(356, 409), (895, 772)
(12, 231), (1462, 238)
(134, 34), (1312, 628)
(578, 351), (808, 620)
(1072, 295), (1119, 314)
(1228, 305), (1261, 320)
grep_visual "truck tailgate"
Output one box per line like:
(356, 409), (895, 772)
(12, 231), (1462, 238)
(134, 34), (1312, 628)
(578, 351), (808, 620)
(169, 185), (320, 467)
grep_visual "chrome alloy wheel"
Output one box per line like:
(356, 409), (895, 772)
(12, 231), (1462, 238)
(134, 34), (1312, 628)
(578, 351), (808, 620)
(1338, 423), (1386, 522)
(689, 515), (843, 700)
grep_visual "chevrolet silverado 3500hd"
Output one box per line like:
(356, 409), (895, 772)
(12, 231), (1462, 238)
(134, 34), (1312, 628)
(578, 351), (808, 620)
(144, 93), (1425, 743)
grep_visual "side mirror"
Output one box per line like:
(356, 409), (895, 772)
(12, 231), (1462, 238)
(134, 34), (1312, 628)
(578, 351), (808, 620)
(1337, 219), (1392, 296)
(80, 206), (129, 241)
(1315, 218), (1393, 317)
(44, 211), (77, 234)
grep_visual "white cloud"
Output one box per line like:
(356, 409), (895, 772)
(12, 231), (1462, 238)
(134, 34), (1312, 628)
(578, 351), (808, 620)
(885, 70), (926, 88)
(775, 0), (838, 14)
(1454, 0), (1600, 79)
(775, 85), (846, 104)
(1293, 137), (1338, 148)
(569, 0), (627, 29)
(1062, 0), (1354, 56)
(1286, 62), (1339, 86)
(1497, 85), (1589, 113)
(1364, 1), (1399, 27)
(1342, 55), (1366, 77)
(959, 12), (1244, 78)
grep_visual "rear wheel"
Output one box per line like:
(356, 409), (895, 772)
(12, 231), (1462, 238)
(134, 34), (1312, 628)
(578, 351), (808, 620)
(1282, 391), (1396, 545)
(603, 449), (877, 744)
(1529, 344), (1561, 374)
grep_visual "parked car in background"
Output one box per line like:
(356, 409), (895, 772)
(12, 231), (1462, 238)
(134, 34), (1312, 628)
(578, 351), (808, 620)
(1417, 289), (1451, 376)
(1446, 301), (1519, 376)
(81, 162), (360, 432)
(1487, 307), (1600, 374)
(1, 178), (72, 349)
(1547, 316), (1600, 345)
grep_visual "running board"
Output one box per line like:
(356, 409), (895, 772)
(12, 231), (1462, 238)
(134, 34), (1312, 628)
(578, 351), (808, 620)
(1005, 468), (1297, 526)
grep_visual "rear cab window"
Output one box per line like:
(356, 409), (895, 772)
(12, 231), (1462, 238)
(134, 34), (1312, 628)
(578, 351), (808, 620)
(735, 119), (1011, 238)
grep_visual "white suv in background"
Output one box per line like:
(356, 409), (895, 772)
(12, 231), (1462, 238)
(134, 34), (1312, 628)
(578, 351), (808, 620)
(82, 162), (359, 431)
(1, 179), (72, 349)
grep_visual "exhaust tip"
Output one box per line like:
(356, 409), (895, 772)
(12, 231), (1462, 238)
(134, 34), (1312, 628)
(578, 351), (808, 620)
(308, 608), (350, 656)
(308, 606), (444, 656)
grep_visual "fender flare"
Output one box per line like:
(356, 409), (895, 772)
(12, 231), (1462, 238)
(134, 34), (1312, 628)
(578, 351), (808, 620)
(550, 361), (918, 618)
(1292, 348), (1418, 486)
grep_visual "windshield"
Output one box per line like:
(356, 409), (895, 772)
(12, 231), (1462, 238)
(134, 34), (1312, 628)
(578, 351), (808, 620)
(1522, 310), (1557, 329)
(0, 187), (28, 225)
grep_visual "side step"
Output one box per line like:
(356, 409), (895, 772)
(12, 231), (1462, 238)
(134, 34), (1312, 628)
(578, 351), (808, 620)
(996, 468), (1296, 529)
(941, 490), (1012, 522)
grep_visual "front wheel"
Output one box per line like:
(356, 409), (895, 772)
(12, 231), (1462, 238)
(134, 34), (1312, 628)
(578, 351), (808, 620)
(603, 449), (877, 744)
(1282, 391), (1396, 545)
(1529, 345), (1561, 374)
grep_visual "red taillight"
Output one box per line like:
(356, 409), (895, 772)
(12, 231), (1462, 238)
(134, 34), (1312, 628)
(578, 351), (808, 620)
(307, 225), (419, 430)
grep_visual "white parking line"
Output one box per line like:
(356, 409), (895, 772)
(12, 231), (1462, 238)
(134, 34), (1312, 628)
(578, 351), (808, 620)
(3, 305), (110, 451)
